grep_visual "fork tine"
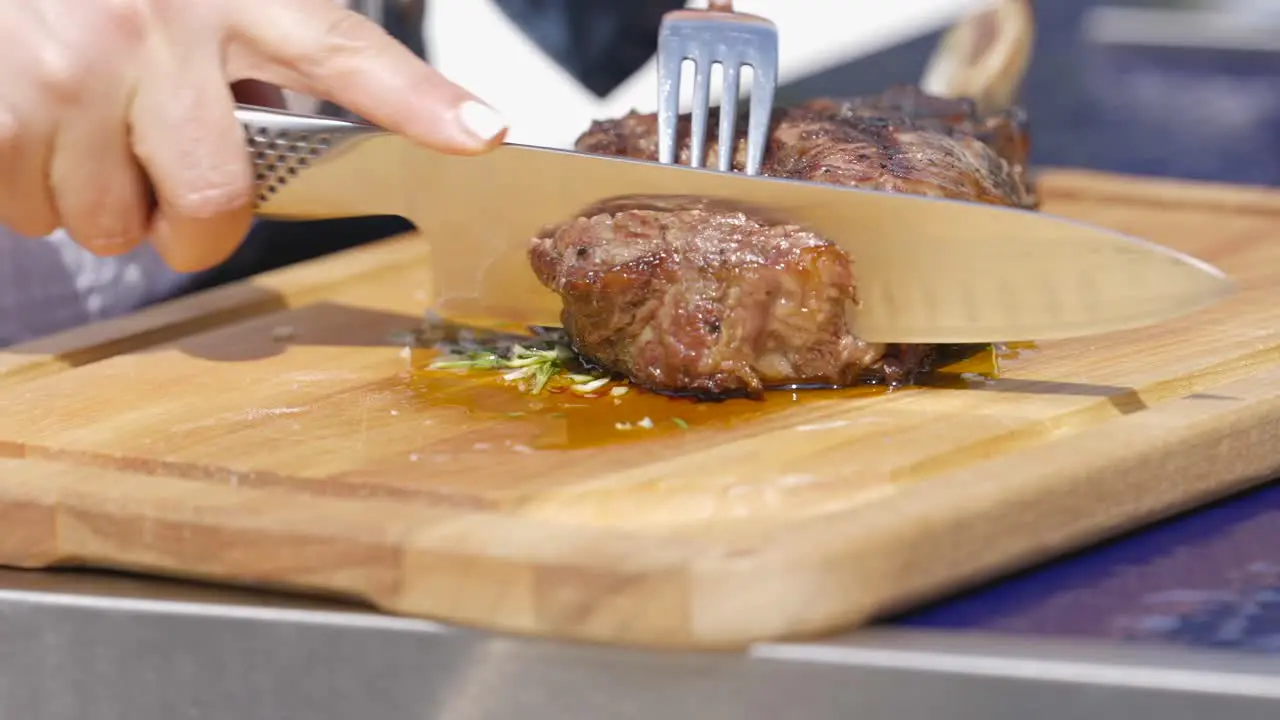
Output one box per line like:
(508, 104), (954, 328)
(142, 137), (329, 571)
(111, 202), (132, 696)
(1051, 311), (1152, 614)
(656, 35), (685, 165)
(688, 53), (712, 169)
(745, 58), (777, 176)
(655, 6), (778, 175)
(717, 61), (740, 172)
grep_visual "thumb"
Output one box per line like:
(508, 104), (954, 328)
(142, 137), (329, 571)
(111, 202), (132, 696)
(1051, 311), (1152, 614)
(228, 0), (507, 154)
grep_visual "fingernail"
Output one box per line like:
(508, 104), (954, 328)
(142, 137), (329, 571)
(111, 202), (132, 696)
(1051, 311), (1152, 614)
(84, 236), (140, 256)
(458, 100), (508, 142)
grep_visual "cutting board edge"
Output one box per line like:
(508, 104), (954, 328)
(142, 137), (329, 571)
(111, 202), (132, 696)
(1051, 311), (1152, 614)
(6, 364), (1280, 650)
(683, 366), (1280, 647)
(0, 455), (724, 646)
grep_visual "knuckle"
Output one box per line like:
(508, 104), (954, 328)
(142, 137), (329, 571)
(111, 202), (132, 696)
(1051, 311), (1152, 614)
(300, 11), (386, 70)
(33, 47), (87, 105)
(26, 1), (148, 108)
(321, 10), (387, 48)
(64, 215), (137, 254)
(131, 115), (257, 220)
(84, 234), (147, 257)
(97, 0), (150, 44)
(0, 109), (20, 152)
(165, 176), (255, 219)
(140, 0), (188, 24)
(59, 190), (149, 247)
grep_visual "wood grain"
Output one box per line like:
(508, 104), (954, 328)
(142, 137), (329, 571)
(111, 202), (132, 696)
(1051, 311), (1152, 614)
(1, 169), (1279, 649)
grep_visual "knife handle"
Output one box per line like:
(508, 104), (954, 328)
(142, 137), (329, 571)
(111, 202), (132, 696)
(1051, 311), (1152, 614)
(235, 103), (386, 219)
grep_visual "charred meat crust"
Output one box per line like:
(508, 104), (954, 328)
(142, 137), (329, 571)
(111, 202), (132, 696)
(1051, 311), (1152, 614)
(529, 86), (1037, 399)
(574, 86), (1038, 210)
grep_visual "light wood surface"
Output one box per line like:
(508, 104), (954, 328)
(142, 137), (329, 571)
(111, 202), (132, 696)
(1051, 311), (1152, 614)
(1, 169), (1279, 649)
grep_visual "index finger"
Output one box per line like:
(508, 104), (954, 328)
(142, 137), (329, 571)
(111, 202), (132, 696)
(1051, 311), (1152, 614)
(228, 0), (507, 154)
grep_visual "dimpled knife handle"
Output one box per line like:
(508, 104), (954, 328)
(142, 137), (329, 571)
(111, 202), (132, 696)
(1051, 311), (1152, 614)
(235, 104), (385, 216)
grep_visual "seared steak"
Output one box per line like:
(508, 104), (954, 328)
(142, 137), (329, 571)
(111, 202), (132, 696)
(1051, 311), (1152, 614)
(528, 86), (1037, 398)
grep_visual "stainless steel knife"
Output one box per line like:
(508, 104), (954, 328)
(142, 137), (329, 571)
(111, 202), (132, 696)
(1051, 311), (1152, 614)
(236, 104), (1234, 344)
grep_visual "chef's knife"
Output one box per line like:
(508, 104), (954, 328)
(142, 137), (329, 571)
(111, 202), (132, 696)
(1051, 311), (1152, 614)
(236, 104), (1234, 344)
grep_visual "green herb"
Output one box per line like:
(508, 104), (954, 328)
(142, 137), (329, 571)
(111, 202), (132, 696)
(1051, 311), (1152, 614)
(530, 359), (558, 394)
(411, 316), (620, 397)
(427, 350), (507, 370)
(672, 417), (689, 430)
(427, 343), (607, 396)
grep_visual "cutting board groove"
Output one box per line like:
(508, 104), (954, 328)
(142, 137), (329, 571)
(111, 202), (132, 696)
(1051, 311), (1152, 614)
(1, 169), (1279, 649)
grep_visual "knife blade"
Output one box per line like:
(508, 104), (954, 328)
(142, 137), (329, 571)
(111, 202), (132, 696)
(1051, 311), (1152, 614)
(238, 104), (1234, 344)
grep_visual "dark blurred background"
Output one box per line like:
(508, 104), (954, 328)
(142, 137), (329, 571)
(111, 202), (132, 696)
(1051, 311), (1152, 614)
(782, 0), (1280, 186)
(199, 0), (1280, 289)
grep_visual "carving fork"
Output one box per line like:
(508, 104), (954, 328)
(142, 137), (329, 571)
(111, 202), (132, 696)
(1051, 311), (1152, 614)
(655, 0), (779, 175)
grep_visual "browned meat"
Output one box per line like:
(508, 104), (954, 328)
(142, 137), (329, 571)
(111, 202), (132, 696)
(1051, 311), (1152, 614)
(529, 86), (1037, 398)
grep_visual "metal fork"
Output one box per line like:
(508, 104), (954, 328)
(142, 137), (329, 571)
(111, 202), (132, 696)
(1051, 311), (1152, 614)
(656, 0), (779, 176)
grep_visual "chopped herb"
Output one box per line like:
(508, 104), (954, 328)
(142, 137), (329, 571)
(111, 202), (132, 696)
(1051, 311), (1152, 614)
(411, 315), (621, 397)
(428, 350), (506, 370)
(426, 339), (612, 397)
(672, 417), (689, 430)
(569, 376), (611, 395)
(530, 359), (559, 394)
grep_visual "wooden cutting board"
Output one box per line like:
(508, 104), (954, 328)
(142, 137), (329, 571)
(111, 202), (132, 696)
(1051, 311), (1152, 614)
(2, 168), (1279, 650)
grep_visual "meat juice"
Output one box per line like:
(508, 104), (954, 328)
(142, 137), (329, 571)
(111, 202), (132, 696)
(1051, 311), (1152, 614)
(401, 341), (1024, 451)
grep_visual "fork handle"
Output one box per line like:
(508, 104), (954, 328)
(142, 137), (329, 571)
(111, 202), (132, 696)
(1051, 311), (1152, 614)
(235, 104), (390, 220)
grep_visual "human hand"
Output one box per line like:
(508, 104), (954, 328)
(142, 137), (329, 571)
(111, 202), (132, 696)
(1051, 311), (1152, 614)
(0, 0), (508, 271)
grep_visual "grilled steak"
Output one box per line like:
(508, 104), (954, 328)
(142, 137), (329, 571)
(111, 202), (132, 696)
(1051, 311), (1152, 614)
(528, 86), (1037, 398)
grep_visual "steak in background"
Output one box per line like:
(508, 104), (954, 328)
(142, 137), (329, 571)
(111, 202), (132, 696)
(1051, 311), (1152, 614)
(528, 86), (1038, 399)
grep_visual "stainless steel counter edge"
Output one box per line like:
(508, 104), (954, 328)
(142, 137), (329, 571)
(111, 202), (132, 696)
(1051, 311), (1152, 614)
(3, 570), (1280, 720)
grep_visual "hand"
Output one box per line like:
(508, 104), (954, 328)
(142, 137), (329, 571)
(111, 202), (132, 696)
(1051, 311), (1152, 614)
(0, 0), (508, 272)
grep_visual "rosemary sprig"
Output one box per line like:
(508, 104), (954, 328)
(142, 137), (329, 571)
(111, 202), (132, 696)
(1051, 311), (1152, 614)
(428, 343), (608, 396)
(407, 314), (622, 397)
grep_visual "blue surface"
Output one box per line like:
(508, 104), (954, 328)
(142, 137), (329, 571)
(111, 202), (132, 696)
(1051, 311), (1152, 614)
(819, 0), (1280, 652)
(895, 481), (1280, 653)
